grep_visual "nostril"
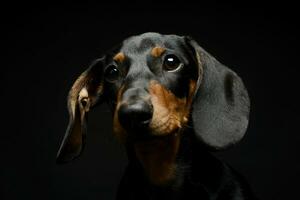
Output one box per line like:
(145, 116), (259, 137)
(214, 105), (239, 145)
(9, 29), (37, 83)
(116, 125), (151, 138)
(118, 101), (153, 129)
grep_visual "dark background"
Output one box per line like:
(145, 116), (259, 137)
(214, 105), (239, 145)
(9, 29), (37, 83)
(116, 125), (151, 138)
(1, 2), (299, 200)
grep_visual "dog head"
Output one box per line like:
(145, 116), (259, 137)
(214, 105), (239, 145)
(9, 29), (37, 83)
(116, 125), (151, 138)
(56, 32), (250, 166)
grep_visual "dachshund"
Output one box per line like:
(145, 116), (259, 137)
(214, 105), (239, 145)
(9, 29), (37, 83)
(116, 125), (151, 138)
(56, 32), (256, 200)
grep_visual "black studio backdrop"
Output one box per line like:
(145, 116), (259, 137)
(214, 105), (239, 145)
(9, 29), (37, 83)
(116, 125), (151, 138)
(1, 2), (299, 200)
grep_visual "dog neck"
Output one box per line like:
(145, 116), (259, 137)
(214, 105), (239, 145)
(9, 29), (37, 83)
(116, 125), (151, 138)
(125, 128), (224, 191)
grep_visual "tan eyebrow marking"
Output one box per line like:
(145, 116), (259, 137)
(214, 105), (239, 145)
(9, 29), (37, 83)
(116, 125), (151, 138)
(113, 52), (125, 63)
(151, 46), (166, 57)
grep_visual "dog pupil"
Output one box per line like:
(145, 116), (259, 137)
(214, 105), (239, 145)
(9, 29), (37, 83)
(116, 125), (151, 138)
(105, 65), (119, 82)
(109, 68), (118, 78)
(165, 55), (179, 70)
(110, 68), (117, 74)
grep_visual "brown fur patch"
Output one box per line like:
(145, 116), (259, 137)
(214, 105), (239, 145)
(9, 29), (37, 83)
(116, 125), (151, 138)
(68, 70), (104, 120)
(132, 80), (197, 185)
(113, 52), (125, 63)
(151, 46), (166, 57)
(68, 71), (90, 117)
(148, 81), (192, 136)
(187, 80), (197, 112)
(113, 86), (127, 142)
(134, 133), (180, 185)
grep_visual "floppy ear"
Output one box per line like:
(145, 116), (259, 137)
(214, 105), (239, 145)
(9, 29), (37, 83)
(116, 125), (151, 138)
(186, 37), (250, 150)
(56, 58), (105, 163)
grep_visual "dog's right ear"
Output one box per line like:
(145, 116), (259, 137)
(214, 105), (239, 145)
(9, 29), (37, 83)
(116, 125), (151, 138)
(56, 58), (105, 163)
(185, 36), (250, 150)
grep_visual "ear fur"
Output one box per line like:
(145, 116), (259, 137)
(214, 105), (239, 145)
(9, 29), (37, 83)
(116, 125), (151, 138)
(186, 37), (250, 150)
(56, 58), (104, 163)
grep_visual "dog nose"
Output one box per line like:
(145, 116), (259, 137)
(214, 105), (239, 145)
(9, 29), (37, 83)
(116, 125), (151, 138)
(118, 101), (153, 130)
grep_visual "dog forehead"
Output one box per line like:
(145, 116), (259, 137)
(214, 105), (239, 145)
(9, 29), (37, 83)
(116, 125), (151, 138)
(120, 33), (184, 54)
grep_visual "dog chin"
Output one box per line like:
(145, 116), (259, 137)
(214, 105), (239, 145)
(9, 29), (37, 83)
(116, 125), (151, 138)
(128, 127), (180, 143)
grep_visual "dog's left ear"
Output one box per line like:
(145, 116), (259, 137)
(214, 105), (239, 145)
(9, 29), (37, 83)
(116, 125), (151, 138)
(56, 58), (105, 163)
(185, 36), (250, 150)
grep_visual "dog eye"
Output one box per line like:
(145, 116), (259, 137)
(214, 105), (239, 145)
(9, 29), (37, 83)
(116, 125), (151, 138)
(104, 65), (120, 82)
(163, 54), (183, 72)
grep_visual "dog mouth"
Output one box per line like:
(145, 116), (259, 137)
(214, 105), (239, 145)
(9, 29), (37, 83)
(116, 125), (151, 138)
(126, 126), (180, 143)
(123, 115), (183, 143)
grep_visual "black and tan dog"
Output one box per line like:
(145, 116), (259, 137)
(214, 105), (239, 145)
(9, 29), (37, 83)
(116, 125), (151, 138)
(57, 33), (256, 199)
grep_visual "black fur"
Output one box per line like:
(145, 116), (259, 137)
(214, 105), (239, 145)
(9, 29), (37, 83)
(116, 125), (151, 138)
(56, 32), (255, 199)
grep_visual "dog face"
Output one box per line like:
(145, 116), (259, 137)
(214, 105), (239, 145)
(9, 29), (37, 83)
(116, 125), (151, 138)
(56, 33), (250, 179)
(102, 34), (199, 143)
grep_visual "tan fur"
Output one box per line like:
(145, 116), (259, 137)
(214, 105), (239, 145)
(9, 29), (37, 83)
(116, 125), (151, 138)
(113, 52), (125, 63)
(134, 133), (180, 185)
(113, 86), (127, 142)
(68, 71), (104, 117)
(148, 81), (191, 136)
(68, 71), (90, 117)
(132, 80), (197, 185)
(151, 46), (166, 57)
(78, 87), (90, 112)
